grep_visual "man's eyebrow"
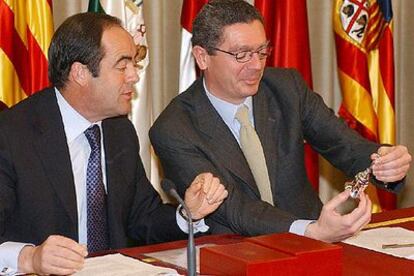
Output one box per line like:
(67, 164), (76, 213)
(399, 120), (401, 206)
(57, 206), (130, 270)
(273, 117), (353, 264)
(230, 41), (269, 52)
(114, 55), (133, 65)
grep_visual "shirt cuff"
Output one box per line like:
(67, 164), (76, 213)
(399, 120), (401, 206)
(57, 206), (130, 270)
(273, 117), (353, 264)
(0, 242), (33, 275)
(176, 205), (209, 233)
(289, 219), (315, 236)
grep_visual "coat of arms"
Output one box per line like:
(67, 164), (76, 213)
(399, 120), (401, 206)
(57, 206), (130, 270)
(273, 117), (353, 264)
(339, 0), (369, 45)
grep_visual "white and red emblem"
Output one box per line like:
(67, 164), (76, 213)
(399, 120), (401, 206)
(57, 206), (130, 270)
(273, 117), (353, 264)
(339, 0), (369, 44)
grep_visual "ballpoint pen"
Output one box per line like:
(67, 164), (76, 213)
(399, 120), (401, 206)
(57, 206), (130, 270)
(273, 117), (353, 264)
(382, 243), (414, 249)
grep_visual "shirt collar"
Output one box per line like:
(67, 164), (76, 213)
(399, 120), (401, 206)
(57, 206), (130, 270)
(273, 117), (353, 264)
(203, 79), (253, 126)
(55, 88), (102, 143)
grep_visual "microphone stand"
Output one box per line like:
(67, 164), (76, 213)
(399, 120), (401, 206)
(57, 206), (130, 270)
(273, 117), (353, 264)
(181, 202), (196, 276)
(162, 180), (196, 276)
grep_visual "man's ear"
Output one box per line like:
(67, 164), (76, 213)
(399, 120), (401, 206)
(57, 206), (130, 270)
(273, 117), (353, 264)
(68, 62), (90, 86)
(192, 46), (209, 70)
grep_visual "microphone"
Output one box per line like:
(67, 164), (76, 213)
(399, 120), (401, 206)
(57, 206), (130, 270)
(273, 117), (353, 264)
(161, 179), (196, 276)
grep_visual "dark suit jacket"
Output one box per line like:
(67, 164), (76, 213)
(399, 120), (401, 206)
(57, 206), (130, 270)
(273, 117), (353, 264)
(0, 88), (185, 248)
(0, 101), (7, 112)
(150, 68), (403, 236)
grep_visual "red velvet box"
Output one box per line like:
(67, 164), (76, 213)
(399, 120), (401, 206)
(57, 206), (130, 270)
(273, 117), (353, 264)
(200, 241), (299, 275)
(247, 233), (342, 275)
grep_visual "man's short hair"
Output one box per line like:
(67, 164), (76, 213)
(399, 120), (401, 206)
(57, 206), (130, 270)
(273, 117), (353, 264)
(48, 12), (122, 89)
(192, 0), (264, 54)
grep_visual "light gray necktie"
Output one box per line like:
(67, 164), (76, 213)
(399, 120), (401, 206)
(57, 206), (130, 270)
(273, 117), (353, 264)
(235, 105), (274, 205)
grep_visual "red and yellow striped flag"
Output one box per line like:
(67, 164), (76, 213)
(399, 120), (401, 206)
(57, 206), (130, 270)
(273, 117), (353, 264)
(0, 0), (53, 108)
(333, 0), (395, 211)
(255, 0), (319, 192)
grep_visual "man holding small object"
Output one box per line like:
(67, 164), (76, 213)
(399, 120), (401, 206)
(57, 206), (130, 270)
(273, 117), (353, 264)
(150, 0), (411, 245)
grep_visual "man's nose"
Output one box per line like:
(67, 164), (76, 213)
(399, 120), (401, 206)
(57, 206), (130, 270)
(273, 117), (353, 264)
(247, 52), (264, 69)
(126, 65), (140, 84)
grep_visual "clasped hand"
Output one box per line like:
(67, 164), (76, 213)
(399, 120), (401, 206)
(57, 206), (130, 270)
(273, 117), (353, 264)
(184, 172), (228, 220)
(371, 145), (411, 183)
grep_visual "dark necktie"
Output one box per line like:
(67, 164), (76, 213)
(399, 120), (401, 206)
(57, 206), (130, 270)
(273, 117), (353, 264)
(84, 125), (109, 252)
(235, 105), (274, 205)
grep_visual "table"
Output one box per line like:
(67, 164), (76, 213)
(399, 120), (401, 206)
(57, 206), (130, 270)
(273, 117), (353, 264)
(114, 208), (414, 275)
(342, 207), (414, 275)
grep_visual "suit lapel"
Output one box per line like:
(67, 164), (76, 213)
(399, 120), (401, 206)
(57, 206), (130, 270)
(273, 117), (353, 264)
(101, 119), (126, 246)
(191, 79), (258, 196)
(31, 89), (78, 225)
(101, 119), (125, 207)
(253, 82), (282, 198)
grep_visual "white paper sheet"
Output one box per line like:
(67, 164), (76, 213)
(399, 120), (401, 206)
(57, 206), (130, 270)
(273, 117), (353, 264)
(74, 253), (179, 276)
(344, 226), (414, 260)
(145, 243), (216, 273)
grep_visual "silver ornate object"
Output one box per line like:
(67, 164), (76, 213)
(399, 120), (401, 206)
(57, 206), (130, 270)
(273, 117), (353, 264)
(345, 167), (371, 199)
(344, 153), (381, 198)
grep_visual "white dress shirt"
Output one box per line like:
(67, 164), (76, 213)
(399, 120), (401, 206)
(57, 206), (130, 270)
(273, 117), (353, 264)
(203, 80), (313, 236)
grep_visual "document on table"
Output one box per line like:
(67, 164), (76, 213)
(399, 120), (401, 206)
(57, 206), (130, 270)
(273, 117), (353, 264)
(74, 253), (180, 276)
(344, 226), (414, 260)
(145, 243), (216, 273)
